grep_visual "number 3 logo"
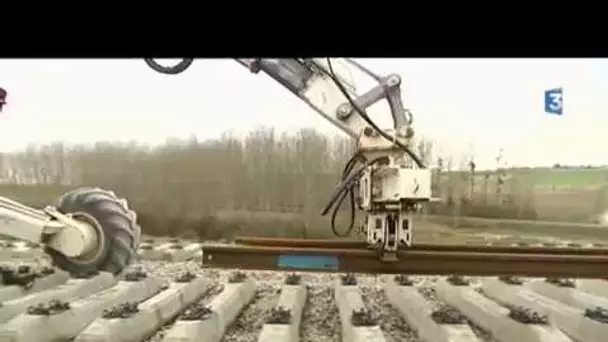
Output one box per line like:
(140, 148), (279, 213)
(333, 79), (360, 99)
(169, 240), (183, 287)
(545, 88), (563, 115)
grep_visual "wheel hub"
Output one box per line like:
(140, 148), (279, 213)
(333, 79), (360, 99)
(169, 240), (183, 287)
(64, 212), (108, 265)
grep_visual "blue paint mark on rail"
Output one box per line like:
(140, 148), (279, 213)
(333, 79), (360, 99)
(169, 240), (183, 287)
(277, 254), (339, 270)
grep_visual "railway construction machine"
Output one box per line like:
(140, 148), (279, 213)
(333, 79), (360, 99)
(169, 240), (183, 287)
(145, 58), (433, 262)
(143, 58), (608, 279)
(0, 59), (604, 279)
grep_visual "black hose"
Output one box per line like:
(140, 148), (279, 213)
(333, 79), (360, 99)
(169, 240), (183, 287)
(322, 156), (387, 237)
(330, 185), (355, 237)
(329, 153), (365, 237)
(322, 153), (372, 216)
(144, 59), (194, 75)
(323, 58), (426, 169)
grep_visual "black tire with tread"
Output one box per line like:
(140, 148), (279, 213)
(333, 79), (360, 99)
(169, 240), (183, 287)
(45, 187), (140, 276)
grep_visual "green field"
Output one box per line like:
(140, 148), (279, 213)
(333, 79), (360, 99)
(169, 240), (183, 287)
(449, 167), (608, 189)
(511, 168), (608, 188)
(0, 184), (69, 207)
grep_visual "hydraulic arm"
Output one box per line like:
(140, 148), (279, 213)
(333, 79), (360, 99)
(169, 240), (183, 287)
(145, 58), (433, 260)
(0, 189), (141, 275)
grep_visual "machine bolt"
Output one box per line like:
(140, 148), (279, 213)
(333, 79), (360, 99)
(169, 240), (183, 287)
(363, 126), (374, 137)
(336, 103), (352, 120)
(405, 126), (415, 139)
(387, 74), (401, 87)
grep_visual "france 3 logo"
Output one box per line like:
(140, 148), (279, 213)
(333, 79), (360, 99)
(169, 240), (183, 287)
(544, 87), (563, 116)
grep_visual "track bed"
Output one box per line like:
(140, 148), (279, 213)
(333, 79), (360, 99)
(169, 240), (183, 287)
(0, 241), (605, 342)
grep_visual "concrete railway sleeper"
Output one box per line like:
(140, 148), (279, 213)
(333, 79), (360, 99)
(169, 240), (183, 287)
(0, 262), (603, 341)
(75, 274), (211, 342)
(434, 278), (573, 342)
(384, 275), (479, 342)
(481, 278), (608, 342)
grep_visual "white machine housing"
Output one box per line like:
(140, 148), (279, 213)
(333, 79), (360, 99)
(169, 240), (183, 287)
(359, 166), (432, 211)
(359, 162), (432, 257)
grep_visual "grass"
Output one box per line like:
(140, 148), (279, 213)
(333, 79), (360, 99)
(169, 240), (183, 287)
(447, 167), (608, 189)
(425, 215), (608, 242)
(510, 168), (608, 188)
(0, 184), (70, 207)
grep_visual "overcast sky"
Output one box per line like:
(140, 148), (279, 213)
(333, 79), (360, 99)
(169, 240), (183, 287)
(0, 58), (606, 169)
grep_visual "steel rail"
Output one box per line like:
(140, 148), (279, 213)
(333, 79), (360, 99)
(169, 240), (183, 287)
(234, 237), (608, 255)
(201, 244), (608, 278)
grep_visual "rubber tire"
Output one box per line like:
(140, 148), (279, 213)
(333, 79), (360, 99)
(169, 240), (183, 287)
(45, 188), (141, 276)
(144, 58), (194, 75)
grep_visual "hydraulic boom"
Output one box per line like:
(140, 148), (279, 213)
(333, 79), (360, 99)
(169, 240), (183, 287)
(145, 58), (433, 260)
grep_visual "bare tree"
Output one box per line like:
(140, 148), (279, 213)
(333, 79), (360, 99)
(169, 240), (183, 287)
(0, 126), (538, 238)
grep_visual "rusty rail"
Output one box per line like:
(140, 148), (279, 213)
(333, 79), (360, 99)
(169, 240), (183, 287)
(234, 237), (605, 254)
(202, 239), (608, 278)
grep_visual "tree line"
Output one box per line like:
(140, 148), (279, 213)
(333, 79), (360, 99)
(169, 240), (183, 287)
(0, 127), (536, 239)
